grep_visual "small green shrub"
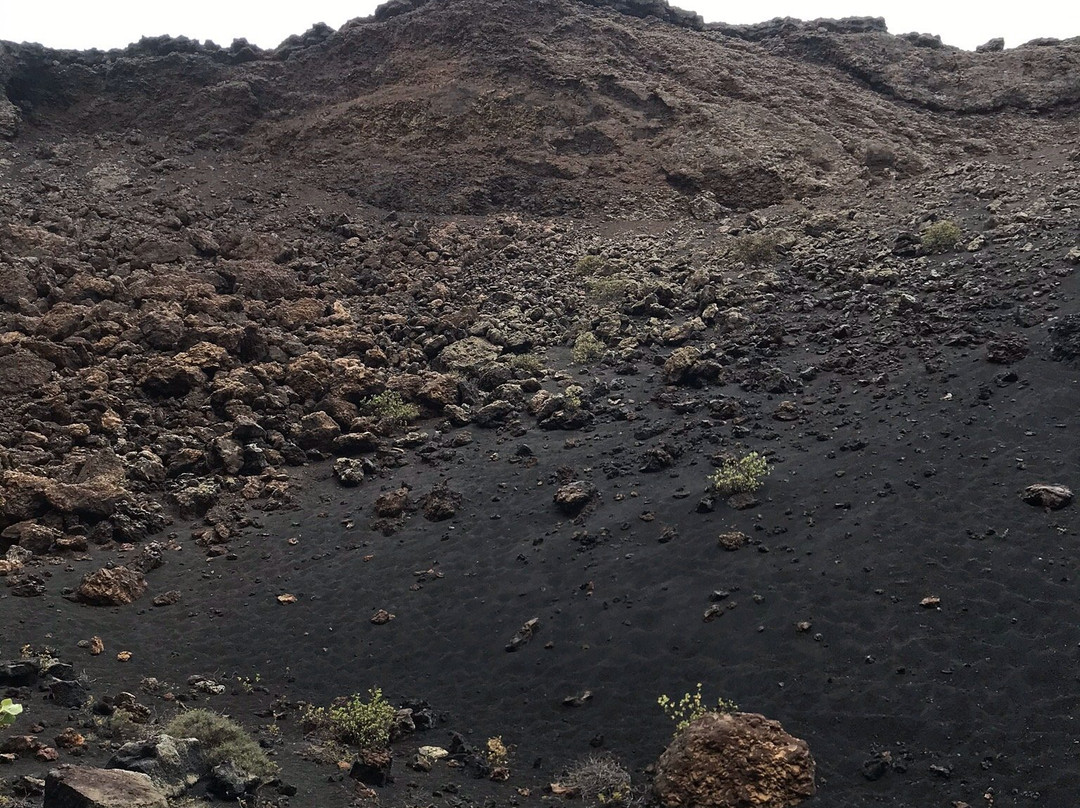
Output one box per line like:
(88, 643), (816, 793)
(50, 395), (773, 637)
(729, 231), (782, 266)
(574, 254), (608, 275)
(102, 709), (152, 742)
(921, 220), (962, 253)
(708, 452), (770, 496)
(563, 384), (584, 411)
(571, 332), (605, 365)
(0, 699), (22, 728)
(657, 684), (738, 734)
(305, 688), (394, 750)
(586, 276), (635, 302)
(360, 391), (420, 425)
(561, 753), (634, 806)
(165, 709), (276, 779)
(505, 353), (546, 376)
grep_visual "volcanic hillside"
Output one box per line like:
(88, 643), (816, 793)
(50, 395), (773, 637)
(0, 1), (1079, 807)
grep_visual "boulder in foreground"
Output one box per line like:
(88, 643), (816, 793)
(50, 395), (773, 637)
(653, 712), (815, 808)
(44, 765), (168, 808)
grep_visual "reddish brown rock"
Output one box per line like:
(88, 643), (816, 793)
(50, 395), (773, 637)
(653, 712), (816, 808)
(374, 488), (411, 518)
(76, 567), (147, 606)
(297, 411), (341, 451)
(553, 482), (595, 515)
(1, 521), (61, 555)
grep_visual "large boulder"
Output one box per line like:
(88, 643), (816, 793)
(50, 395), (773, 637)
(553, 481), (596, 515)
(44, 766), (169, 808)
(653, 712), (816, 808)
(1, 520), (61, 554)
(298, 411), (342, 451)
(663, 346), (702, 385)
(0, 349), (54, 394)
(107, 734), (206, 798)
(0, 457), (129, 525)
(77, 567), (147, 606)
(436, 337), (501, 373)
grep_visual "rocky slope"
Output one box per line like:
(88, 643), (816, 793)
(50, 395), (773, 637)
(0, 1), (1078, 807)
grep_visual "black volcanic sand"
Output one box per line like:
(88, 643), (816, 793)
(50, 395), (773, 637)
(5, 336), (1079, 807)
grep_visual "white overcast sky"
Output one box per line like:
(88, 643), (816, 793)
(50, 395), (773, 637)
(2, 1), (1078, 52)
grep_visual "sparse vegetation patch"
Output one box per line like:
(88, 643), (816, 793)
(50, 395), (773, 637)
(165, 709), (277, 779)
(360, 391), (420, 425)
(658, 684), (739, 734)
(305, 688), (395, 750)
(572, 332), (605, 364)
(921, 219), (962, 253)
(708, 452), (770, 496)
(560, 753), (636, 806)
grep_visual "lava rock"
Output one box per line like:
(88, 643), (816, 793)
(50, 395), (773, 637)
(349, 749), (393, 787)
(76, 567), (147, 606)
(1020, 483), (1073, 510)
(653, 712), (816, 808)
(107, 735), (206, 798)
(985, 332), (1028, 364)
(553, 481), (596, 515)
(44, 766), (168, 808)
(333, 458), (366, 487)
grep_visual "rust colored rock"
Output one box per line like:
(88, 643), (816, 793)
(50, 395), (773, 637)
(55, 729), (85, 750)
(417, 372), (461, 409)
(350, 748), (393, 786)
(1, 521), (61, 555)
(422, 485), (461, 521)
(553, 481), (595, 515)
(374, 487), (411, 518)
(297, 411), (341, 451)
(653, 712), (816, 808)
(77, 567), (147, 606)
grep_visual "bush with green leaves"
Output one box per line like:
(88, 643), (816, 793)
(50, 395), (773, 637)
(729, 230), (783, 266)
(571, 332), (605, 365)
(708, 452), (770, 496)
(657, 684), (738, 734)
(574, 254), (608, 275)
(0, 699), (22, 727)
(164, 709), (276, 779)
(586, 275), (635, 302)
(505, 353), (546, 377)
(921, 220), (962, 253)
(360, 391), (420, 425)
(305, 688), (394, 750)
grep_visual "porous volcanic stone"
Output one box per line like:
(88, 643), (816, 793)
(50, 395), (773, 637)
(653, 712), (816, 808)
(77, 567), (147, 606)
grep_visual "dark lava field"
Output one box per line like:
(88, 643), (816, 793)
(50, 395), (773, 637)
(1, 1), (1079, 806)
